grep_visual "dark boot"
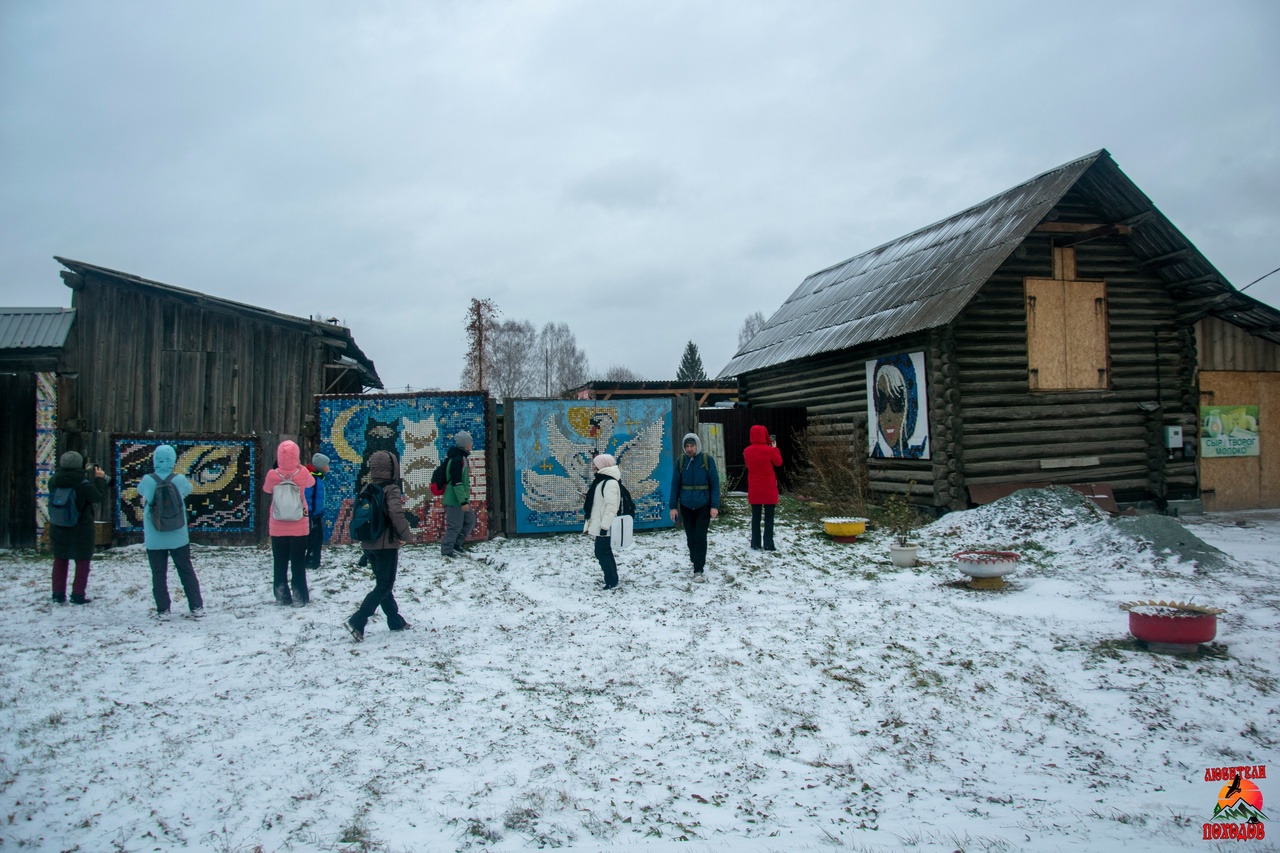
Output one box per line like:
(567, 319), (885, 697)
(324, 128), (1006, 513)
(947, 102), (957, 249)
(69, 593), (91, 605)
(291, 584), (310, 606)
(51, 593), (66, 604)
(345, 617), (364, 642)
(274, 584), (292, 605)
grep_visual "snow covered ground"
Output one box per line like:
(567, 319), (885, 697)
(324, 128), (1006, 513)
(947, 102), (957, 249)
(1, 489), (1276, 852)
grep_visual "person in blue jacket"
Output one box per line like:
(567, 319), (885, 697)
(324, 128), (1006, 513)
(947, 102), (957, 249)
(137, 444), (203, 619)
(668, 432), (720, 583)
(304, 453), (330, 569)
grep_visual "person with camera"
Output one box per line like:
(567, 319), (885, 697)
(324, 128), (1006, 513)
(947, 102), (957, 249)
(743, 425), (783, 551)
(48, 451), (108, 604)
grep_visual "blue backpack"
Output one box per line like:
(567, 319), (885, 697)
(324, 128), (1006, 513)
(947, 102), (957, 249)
(349, 484), (387, 542)
(49, 481), (86, 528)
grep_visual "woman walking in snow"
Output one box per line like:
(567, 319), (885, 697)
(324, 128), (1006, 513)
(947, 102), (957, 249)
(743, 425), (783, 551)
(47, 451), (108, 604)
(583, 453), (622, 590)
(138, 444), (204, 618)
(345, 450), (412, 641)
(262, 439), (315, 606)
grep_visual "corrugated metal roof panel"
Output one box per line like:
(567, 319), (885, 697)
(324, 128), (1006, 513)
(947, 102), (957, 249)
(719, 151), (1107, 378)
(0, 308), (75, 350)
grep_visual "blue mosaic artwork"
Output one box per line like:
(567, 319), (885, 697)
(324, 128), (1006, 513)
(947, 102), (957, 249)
(115, 436), (257, 532)
(512, 398), (674, 534)
(318, 393), (488, 544)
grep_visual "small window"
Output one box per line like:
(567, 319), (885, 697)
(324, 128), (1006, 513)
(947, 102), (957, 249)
(1024, 247), (1109, 390)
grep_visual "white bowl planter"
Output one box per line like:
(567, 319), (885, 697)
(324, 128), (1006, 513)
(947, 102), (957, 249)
(954, 550), (1020, 589)
(889, 543), (919, 567)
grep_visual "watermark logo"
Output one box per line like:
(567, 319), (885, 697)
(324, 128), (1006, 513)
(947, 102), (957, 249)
(1203, 764), (1267, 841)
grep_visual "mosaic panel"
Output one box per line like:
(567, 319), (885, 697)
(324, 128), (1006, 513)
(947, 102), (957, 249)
(866, 351), (931, 459)
(114, 436), (258, 532)
(34, 372), (56, 540)
(318, 393), (488, 545)
(512, 398), (674, 534)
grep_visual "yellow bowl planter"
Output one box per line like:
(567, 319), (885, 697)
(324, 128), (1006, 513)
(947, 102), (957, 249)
(822, 517), (868, 543)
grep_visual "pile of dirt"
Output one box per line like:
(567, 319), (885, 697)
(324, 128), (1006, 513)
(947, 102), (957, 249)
(923, 486), (1228, 572)
(1112, 514), (1229, 572)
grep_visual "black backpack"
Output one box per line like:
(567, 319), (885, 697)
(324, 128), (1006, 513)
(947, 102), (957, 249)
(617, 480), (636, 517)
(149, 473), (187, 532)
(349, 483), (388, 542)
(48, 481), (86, 527)
(429, 460), (449, 497)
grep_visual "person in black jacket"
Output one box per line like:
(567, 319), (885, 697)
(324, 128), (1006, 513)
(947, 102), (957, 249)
(48, 451), (108, 604)
(345, 450), (412, 642)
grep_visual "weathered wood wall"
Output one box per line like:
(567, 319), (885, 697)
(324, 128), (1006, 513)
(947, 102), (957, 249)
(57, 270), (360, 543)
(1198, 371), (1280, 510)
(0, 373), (37, 548)
(737, 187), (1202, 508)
(949, 190), (1197, 503)
(735, 331), (939, 502)
(1196, 315), (1280, 372)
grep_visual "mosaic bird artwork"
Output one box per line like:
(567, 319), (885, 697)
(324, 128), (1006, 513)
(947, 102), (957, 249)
(520, 414), (596, 512)
(520, 410), (665, 513)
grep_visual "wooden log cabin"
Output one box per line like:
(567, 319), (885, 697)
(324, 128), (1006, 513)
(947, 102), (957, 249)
(0, 259), (382, 547)
(720, 150), (1280, 511)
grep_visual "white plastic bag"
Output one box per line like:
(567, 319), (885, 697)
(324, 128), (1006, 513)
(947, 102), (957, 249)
(609, 515), (634, 551)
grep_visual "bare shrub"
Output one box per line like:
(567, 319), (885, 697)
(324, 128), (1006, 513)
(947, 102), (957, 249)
(792, 417), (868, 516)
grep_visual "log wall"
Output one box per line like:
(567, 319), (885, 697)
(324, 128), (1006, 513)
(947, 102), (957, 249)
(736, 331), (940, 502)
(950, 191), (1198, 503)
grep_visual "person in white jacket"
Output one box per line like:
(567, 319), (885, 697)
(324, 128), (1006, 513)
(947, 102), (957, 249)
(582, 454), (621, 590)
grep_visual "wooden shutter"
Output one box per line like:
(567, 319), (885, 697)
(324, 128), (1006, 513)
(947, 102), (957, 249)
(1064, 281), (1108, 389)
(1025, 278), (1066, 390)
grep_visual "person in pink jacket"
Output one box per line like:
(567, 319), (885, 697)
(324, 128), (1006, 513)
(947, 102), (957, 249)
(262, 440), (316, 605)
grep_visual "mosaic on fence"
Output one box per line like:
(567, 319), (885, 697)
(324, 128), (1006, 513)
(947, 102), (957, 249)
(114, 437), (258, 532)
(318, 393), (488, 545)
(35, 372), (56, 540)
(512, 398), (674, 534)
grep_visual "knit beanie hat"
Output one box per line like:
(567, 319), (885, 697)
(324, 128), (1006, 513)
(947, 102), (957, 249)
(59, 451), (84, 470)
(454, 431), (473, 449)
(593, 454), (617, 470)
(312, 453), (330, 468)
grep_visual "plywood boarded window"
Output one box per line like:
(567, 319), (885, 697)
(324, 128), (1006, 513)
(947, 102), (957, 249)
(1025, 247), (1109, 390)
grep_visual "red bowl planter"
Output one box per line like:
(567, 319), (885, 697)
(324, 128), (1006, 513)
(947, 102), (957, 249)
(1128, 611), (1218, 645)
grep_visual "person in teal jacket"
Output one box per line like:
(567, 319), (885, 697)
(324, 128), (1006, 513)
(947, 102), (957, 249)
(669, 432), (720, 582)
(440, 431), (476, 557)
(137, 444), (203, 618)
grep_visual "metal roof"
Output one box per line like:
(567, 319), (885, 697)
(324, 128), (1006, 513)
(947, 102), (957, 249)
(0, 307), (76, 350)
(719, 149), (1279, 378)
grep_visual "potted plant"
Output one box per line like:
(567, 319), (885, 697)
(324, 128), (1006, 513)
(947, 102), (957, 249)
(881, 487), (919, 567)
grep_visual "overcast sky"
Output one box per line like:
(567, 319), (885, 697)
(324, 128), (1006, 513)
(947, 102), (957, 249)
(2, 1), (1277, 392)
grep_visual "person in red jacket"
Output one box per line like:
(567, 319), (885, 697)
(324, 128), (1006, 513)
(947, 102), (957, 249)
(743, 424), (783, 551)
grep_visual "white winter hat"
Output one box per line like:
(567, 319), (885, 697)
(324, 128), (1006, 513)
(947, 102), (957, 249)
(593, 453), (617, 470)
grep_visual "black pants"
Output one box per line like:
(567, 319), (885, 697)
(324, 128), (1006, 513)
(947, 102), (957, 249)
(148, 545), (203, 613)
(595, 534), (618, 588)
(679, 504), (711, 573)
(304, 516), (324, 568)
(271, 535), (308, 602)
(351, 549), (406, 631)
(750, 503), (776, 550)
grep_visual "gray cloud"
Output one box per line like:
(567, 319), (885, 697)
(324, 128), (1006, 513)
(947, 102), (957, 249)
(2, 0), (1278, 390)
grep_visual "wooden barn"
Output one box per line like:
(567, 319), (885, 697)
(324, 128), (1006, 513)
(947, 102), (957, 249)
(720, 150), (1280, 511)
(0, 258), (382, 548)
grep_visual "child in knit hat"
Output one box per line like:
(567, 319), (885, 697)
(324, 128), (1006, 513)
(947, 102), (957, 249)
(304, 453), (330, 569)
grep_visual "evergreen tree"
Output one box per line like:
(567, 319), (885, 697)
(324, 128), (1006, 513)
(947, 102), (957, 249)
(676, 341), (707, 381)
